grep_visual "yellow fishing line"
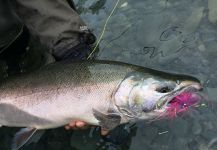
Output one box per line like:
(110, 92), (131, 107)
(87, 0), (120, 59)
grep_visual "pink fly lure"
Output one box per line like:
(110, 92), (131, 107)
(165, 92), (201, 118)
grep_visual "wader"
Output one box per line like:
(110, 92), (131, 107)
(1, 0), (96, 60)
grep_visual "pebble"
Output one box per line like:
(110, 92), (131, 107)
(169, 118), (188, 137)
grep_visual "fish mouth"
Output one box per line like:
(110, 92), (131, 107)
(156, 83), (202, 109)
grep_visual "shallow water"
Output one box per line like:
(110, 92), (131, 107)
(1, 0), (217, 149)
(75, 1), (217, 149)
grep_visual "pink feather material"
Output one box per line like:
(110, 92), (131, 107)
(165, 92), (201, 118)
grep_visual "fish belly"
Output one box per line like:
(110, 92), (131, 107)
(0, 87), (106, 129)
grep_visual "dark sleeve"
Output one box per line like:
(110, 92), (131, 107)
(14, 0), (89, 53)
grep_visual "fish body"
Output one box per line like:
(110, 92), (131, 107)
(0, 60), (202, 149)
(0, 61), (125, 129)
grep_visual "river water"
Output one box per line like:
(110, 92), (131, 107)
(1, 0), (217, 150)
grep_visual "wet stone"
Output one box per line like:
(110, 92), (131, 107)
(187, 139), (200, 150)
(168, 138), (190, 150)
(192, 120), (202, 135)
(154, 120), (170, 129)
(198, 143), (209, 150)
(152, 132), (170, 148)
(202, 129), (217, 141)
(129, 135), (151, 150)
(208, 0), (217, 24)
(207, 138), (217, 150)
(169, 118), (189, 137)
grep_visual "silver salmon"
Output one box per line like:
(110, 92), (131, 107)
(0, 60), (202, 150)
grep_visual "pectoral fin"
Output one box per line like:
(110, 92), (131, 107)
(12, 128), (45, 150)
(93, 109), (121, 131)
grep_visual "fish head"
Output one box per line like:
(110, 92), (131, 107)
(114, 71), (202, 121)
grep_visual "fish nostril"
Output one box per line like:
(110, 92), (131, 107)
(156, 86), (174, 93)
(155, 82), (176, 93)
(143, 108), (150, 112)
(142, 106), (154, 112)
(176, 80), (181, 85)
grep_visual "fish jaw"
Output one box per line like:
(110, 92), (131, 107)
(157, 83), (202, 109)
(153, 84), (203, 119)
(165, 92), (201, 118)
(178, 80), (202, 91)
(112, 70), (203, 122)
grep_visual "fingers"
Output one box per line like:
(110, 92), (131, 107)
(64, 125), (71, 130)
(64, 120), (110, 136)
(76, 121), (89, 129)
(65, 121), (89, 130)
(65, 121), (76, 130)
(75, 121), (86, 128)
(101, 129), (109, 136)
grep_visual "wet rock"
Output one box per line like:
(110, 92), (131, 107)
(152, 130), (170, 148)
(208, 0), (217, 24)
(188, 139), (200, 150)
(169, 118), (189, 137)
(169, 138), (190, 150)
(192, 120), (202, 135)
(207, 88), (217, 100)
(202, 130), (217, 141)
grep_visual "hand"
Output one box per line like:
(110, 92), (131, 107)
(65, 120), (109, 136)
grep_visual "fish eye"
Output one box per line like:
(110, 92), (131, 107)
(155, 83), (176, 93)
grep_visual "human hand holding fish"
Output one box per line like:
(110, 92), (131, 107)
(64, 120), (109, 135)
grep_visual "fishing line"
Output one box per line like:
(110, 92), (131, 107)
(0, 25), (24, 53)
(87, 0), (120, 59)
